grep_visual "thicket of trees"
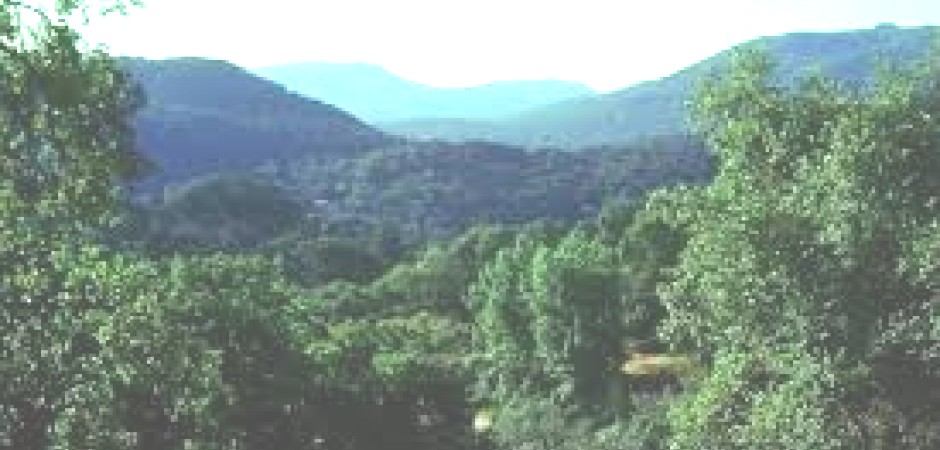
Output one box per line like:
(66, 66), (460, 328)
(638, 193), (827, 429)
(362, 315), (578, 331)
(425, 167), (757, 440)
(116, 135), (711, 255)
(2, 1), (939, 449)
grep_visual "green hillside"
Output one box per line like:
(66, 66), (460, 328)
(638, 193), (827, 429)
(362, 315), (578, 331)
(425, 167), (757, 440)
(122, 57), (394, 188)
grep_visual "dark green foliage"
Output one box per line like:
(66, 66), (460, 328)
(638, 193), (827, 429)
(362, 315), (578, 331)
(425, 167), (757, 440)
(279, 138), (712, 243)
(272, 235), (387, 287)
(120, 175), (306, 252)
(119, 135), (711, 254)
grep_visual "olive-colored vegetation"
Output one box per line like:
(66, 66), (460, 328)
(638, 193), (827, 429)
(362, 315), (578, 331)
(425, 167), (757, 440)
(2, 2), (939, 450)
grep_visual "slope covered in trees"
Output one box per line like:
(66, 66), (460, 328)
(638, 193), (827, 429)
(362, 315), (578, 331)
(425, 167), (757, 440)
(120, 136), (711, 254)
(121, 56), (711, 244)
(117, 55), (714, 259)
(122, 57), (394, 189)
(117, 57), (713, 252)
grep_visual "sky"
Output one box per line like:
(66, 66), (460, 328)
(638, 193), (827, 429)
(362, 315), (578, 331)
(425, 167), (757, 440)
(81, 0), (940, 92)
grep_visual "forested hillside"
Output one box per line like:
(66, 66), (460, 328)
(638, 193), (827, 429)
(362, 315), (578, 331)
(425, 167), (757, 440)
(122, 57), (394, 189)
(120, 136), (710, 253)
(119, 58), (712, 252)
(2, 2), (939, 450)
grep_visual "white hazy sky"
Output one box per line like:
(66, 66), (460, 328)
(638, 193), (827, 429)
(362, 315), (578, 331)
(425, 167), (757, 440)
(82, 0), (940, 92)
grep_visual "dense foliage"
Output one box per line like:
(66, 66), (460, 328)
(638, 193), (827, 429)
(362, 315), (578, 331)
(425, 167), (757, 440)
(2, 2), (939, 449)
(654, 45), (940, 450)
(120, 135), (711, 254)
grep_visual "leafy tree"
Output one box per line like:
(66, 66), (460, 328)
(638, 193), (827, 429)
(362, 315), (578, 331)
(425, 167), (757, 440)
(468, 222), (680, 449)
(287, 300), (475, 450)
(0, 1), (144, 448)
(150, 255), (305, 449)
(274, 236), (386, 287)
(374, 225), (517, 318)
(655, 44), (940, 450)
(90, 256), (225, 450)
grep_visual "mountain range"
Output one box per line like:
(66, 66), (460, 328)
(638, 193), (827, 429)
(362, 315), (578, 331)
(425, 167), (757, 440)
(118, 24), (937, 249)
(118, 58), (710, 249)
(251, 62), (596, 123)
(256, 24), (937, 149)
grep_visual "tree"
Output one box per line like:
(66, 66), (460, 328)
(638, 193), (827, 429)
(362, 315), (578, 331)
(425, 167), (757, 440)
(468, 223), (680, 449)
(655, 44), (940, 450)
(0, 1), (145, 448)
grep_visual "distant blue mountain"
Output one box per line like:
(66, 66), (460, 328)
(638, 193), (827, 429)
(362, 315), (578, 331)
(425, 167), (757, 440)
(251, 62), (597, 122)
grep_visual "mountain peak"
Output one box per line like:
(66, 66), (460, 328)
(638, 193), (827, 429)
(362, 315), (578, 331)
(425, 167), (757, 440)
(122, 57), (393, 189)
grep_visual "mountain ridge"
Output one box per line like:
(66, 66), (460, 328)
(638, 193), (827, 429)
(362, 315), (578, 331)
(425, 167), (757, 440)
(383, 24), (939, 148)
(251, 61), (596, 122)
(121, 57), (395, 190)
